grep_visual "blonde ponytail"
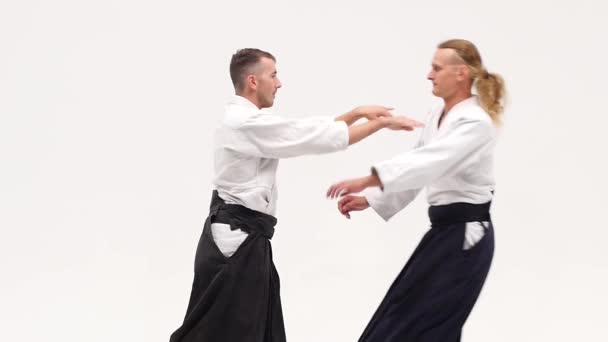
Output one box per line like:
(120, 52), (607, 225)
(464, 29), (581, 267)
(474, 69), (505, 124)
(438, 39), (506, 124)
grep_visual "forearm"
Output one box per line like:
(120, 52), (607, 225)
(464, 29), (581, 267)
(372, 119), (493, 193)
(334, 110), (362, 126)
(326, 169), (384, 199)
(363, 172), (383, 189)
(348, 119), (386, 145)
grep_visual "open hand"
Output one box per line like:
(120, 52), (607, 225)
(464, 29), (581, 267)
(353, 105), (394, 121)
(380, 115), (424, 131)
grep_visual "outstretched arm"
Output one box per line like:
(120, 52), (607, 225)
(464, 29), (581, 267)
(334, 105), (393, 126)
(333, 182), (421, 220)
(335, 105), (423, 144)
(328, 117), (494, 196)
(228, 108), (422, 159)
(327, 170), (383, 199)
(347, 115), (423, 146)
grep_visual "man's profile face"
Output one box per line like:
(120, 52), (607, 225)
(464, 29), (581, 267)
(253, 57), (282, 108)
(427, 48), (463, 99)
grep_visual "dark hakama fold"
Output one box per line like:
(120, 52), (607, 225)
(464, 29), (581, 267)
(359, 201), (495, 342)
(170, 191), (285, 342)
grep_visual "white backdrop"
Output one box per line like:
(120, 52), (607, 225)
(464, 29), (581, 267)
(1, 0), (607, 341)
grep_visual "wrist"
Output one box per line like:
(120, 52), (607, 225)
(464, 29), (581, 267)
(367, 119), (384, 134)
(377, 116), (390, 128)
(363, 197), (370, 208)
(350, 108), (364, 120)
(369, 170), (382, 188)
(363, 175), (376, 187)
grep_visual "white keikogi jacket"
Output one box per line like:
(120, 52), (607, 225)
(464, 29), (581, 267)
(211, 95), (349, 256)
(364, 96), (497, 248)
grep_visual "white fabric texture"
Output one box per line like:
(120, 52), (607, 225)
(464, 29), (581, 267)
(364, 96), (497, 221)
(213, 95), (349, 216)
(210, 223), (249, 258)
(463, 221), (488, 250)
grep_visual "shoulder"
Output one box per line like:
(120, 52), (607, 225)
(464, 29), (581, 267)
(450, 98), (493, 130)
(456, 98), (492, 122)
(445, 103), (496, 142)
(223, 104), (275, 129)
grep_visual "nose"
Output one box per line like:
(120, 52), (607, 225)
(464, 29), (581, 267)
(427, 71), (434, 80)
(276, 78), (282, 88)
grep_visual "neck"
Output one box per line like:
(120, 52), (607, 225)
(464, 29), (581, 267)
(236, 92), (262, 109)
(442, 90), (472, 114)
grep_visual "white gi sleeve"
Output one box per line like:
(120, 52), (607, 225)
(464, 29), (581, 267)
(361, 123), (426, 221)
(373, 117), (494, 193)
(226, 114), (349, 159)
(362, 187), (421, 221)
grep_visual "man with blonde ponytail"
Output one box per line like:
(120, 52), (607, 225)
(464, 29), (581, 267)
(327, 39), (505, 341)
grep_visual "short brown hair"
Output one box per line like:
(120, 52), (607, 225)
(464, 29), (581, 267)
(229, 48), (276, 92)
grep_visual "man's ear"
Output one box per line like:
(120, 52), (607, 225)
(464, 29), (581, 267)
(457, 65), (469, 81)
(245, 74), (257, 91)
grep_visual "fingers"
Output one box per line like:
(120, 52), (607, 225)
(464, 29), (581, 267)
(376, 112), (424, 127)
(370, 106), (394, 118)
(403, 117), (424, 127)
(338, 196), (354, 210)
(337, 198), (348, 218)
(372, 108), (394, 119)
(342, 200), (360, 212)
(327, 184), (338, 198)
(327, 182), (351, 199)
(375, 106), (394, 113)
(338, 195), (368, 219)
(338, 197), (354, 219)
(381, 107), (395, 115)
(359, 106), (394, 115)
(393, 117), (424, 131)
(338, 202), (349, 218)
(410, 119), (425, 127)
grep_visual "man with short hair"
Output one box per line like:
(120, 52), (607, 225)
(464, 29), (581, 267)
(169, 48), (423, 342)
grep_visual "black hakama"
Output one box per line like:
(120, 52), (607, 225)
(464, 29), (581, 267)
(170, 191), (285, 342)
(359, 201), (495, 342)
